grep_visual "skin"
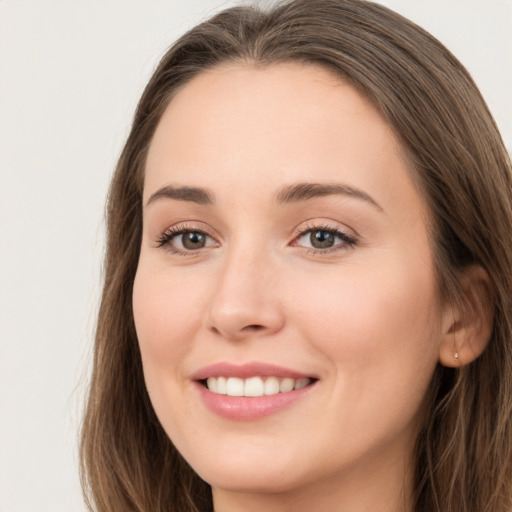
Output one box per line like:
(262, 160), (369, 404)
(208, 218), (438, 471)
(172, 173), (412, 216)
(132, 62), (458, 512)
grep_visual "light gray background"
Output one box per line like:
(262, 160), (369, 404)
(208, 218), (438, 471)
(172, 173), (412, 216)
(0, 1), (510, 511)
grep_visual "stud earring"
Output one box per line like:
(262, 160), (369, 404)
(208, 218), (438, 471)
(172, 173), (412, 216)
(454, 352), (459, 360)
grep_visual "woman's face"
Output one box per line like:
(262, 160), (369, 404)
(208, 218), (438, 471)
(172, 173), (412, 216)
(133, 63), (446, 506)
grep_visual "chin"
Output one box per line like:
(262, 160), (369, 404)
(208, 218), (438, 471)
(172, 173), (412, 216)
(186, 445), (308, 494)
(201, 466), (303, 495)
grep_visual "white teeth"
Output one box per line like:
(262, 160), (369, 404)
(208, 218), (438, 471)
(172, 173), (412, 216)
(226, 377), (244, 396)
(279, 378), (294, 393)
(244, 376), (264, 397)
(206, 377), (217, 393)
(294, 377), (310, 390)
(205, 376), (313, 397)
(264, 376), (280, 395)
(217, 376), (227, 394)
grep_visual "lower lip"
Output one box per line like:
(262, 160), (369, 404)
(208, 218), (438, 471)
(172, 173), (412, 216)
(195, 381), (315, 421)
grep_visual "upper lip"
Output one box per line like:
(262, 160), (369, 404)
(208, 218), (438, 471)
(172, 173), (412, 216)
(191, 362), (316, 381)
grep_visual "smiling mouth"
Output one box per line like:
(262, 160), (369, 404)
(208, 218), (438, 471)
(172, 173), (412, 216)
(201, 376), (316, 397)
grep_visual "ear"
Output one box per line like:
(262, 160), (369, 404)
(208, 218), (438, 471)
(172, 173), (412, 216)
(439, 265), (494, 368)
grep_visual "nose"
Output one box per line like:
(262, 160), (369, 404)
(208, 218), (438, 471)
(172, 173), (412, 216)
(205, 249), (285, 341)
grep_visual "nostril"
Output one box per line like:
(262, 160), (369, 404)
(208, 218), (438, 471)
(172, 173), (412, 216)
(243, 324), (264, 331)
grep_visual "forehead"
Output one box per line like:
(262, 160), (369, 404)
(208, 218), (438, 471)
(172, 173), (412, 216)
(144, 62), (425, 222)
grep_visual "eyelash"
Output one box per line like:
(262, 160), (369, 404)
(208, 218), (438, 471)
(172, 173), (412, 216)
(156, 224), (214, 256)
(293, 223), (357, 255)
(156, 223), (358, 257)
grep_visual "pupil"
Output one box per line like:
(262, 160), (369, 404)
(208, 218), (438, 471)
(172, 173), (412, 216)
(183, 232), (205, 249)
(311, 230), (334, 249)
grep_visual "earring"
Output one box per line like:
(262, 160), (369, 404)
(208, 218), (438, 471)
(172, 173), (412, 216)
(454, 352), (459, 360)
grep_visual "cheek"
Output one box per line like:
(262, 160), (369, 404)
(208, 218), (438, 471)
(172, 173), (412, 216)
(291, 257), (442, 411)
(132, 264), (199, 396)
(132, 264), (204, 358)
(296, 260), (439, 344)
(131, 263), (205, 443)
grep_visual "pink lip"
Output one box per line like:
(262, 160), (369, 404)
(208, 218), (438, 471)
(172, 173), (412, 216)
(191, 361), (315, 380)
(191, 362), (317, 421)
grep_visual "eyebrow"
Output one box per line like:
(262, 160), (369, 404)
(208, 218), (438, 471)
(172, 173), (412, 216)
(146, 185), (213, 206)
(275, 182), (383, 211)
(145, 181), (382, 211)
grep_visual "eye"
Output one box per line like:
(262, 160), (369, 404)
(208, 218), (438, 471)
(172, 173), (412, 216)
(293, 225), (357, 253)
(157, 226), (218, 254)
(175, 231), (209, 250)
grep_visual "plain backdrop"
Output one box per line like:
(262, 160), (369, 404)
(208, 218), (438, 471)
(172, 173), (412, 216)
(0, 1), (510, 511)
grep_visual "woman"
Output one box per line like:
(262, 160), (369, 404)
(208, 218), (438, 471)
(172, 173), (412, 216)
(80, 1), (512, 511)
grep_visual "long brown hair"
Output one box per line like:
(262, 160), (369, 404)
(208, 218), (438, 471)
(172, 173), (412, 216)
(80, 1), (512, 510)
